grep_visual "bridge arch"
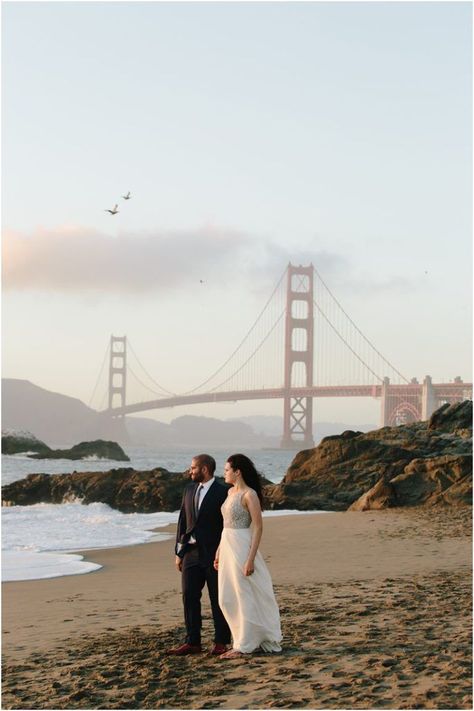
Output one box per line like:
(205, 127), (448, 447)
(388, 401), (421, 426)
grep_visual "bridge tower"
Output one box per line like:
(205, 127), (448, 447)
(281, 264), (315, 449)
(421, 375), (437, 420)
(108, 335), (127, 412)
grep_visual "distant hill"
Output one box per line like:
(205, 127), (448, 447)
(125, 414), (276, 447)
(231, 416), (377, 444)
(1, 379), (127, 445)
(1, 379), (274, 447)
(2, 379), (376, 448)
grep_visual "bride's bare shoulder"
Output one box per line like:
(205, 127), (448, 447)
(242, 488), (259, 505)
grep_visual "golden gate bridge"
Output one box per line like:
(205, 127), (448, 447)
(89, 264), (472, 448)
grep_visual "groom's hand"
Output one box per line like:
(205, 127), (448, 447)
(175, 555), (183, 572)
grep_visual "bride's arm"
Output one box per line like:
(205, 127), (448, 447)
(214, 492), (230, 570)
(243, 490), (263, 576)
(213, 544), (220, 570)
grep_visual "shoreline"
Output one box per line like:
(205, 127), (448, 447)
(3, 507), (472, 709)
(2, 507), (324, 584)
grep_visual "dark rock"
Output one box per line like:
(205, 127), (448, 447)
(390, 454), (472, 507)
(2, 430), (129, 462)
(2, 468), (189, 513)
(348, 478), (396, 511)
(266, 401), (472, 511)
(428, 400), (472, 433)
(1, 430), (51, 456)
(1, 467), (269, 513)
(3, 402), (470, 513)
(27, 440), (130, 461)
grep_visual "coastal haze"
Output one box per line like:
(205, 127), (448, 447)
(2, 3), (472, 710)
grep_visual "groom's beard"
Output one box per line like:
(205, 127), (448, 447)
(191, 469), (205, 483)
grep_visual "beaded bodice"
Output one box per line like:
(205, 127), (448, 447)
(222, 492), (252, 529)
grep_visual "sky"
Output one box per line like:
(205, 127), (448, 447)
(2, 0), (472, 428)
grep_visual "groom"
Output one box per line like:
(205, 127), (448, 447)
(166, 453), (231, 656)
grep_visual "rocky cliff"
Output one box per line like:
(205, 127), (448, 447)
(265, 401), (472, 511)
(2, 402), (471, 512)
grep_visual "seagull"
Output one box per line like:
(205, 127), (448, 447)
(200, 280), (205, 284)
(105, 204), (119, 215)
(122, 192), (131, 200)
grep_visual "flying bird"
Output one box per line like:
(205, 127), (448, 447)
(105, 204), (119, 215)
(200, 280), (205, 284)
(122, 192), (131, 200)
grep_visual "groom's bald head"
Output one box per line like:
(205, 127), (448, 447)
(192, 454), (216, 477)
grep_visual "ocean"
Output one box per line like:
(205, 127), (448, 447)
(2, 445), (317, 583)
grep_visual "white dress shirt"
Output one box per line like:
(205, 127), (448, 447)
(195, 477), (214, 510)
(189, 477), (215, 544)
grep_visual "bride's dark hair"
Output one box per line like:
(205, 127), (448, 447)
(227, 453), (265, 510)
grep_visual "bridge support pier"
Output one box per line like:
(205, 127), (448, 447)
(281, 264), (315, 449)
(380, 377), (391, 427)
(421, 375), (437, 420)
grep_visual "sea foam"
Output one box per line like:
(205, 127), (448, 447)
(2, 502), (177, 582)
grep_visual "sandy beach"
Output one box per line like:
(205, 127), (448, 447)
(2, 507), (472, 710)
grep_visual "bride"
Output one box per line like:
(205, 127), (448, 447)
(214, 453), (282, 659)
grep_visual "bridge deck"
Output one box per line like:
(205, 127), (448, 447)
(103, 383), (472, 417)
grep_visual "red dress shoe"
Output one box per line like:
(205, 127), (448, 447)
(210, 643), (228, 656)
(166, 643), (202, 655)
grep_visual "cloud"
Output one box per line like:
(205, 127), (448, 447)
(2, 225), (349, 295)
(3, 225), (252, 293)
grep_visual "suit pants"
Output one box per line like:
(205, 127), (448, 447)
(181, 547), (231, 646)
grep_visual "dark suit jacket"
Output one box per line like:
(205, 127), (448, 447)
(175, 479), (229, 566)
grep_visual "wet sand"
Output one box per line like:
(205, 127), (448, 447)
(2, 507), (472, 709)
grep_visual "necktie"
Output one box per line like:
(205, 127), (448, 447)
(194, 485), (204, 518)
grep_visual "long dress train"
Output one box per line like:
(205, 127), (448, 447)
(218, 492), (282, 653)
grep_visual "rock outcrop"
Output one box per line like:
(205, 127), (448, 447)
(2, 402), (471, 513)
(1, 469), (273, 513)
(1, 430), (50, 456)
(266, 401), (472, 511)
(2, 431), (129, 462)
(27, 440), (130, 461)
(2, 468), (187, 513)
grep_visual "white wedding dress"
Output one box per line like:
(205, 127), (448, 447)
(218, 491), (282, 653)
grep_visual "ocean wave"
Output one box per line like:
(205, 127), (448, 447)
(82, 455), (115, 461)
(2, 502), (177, 582)
(2, 550), (102, 582)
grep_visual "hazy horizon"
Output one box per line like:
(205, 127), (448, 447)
(2, 1), (472, 427)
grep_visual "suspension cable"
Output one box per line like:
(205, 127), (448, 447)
(127, 339), (177, 396)
(99, 383), (108, 411)
(313, 299), (383, 382)
(209, 309), (286, 392)
(127, 362), (171, 400)
(183, 267), (288, 395)
(313, 266), (409, 383)
(88, 340), (110, 408)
